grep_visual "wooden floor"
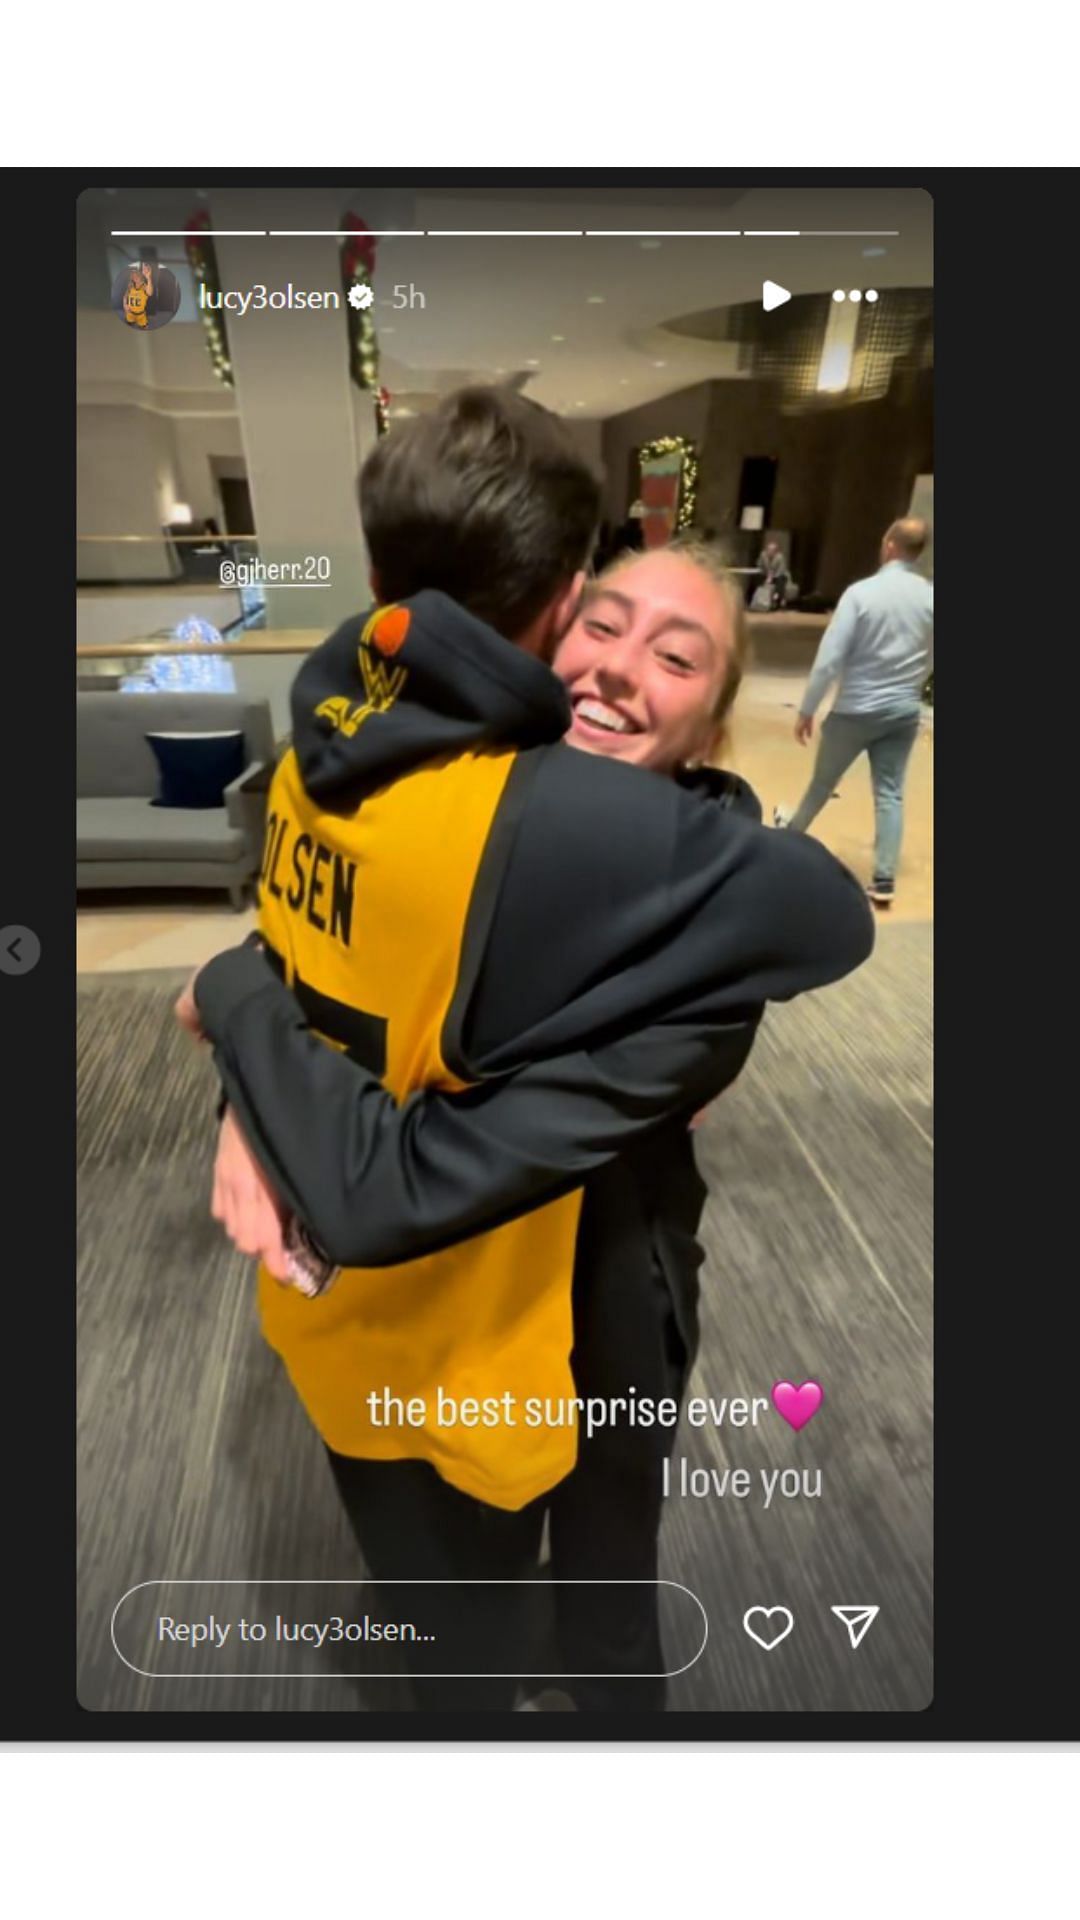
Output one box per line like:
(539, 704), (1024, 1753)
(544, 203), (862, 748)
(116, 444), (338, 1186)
(77, 921), (932, 1717)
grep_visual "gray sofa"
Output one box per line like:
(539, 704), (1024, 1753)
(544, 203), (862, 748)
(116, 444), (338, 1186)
(77, 693), (275, 908)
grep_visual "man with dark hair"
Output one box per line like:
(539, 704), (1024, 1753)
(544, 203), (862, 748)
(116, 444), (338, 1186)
(361, 386), (601, 642)
(776, 517), (932, 907)
(181, 385), (873, 1710)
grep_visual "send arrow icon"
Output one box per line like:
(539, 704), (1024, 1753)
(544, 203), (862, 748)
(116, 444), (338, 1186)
(831, 1605), (880, 1649)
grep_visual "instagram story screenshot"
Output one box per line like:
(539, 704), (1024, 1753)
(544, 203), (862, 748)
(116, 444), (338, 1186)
(21, 168), (1059, 1746)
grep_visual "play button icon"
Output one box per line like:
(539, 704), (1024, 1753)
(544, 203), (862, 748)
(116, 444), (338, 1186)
(0, 925), (41, 976)
(763, 280), (792, 312)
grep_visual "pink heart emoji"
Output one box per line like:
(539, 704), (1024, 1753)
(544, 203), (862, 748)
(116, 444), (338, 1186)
(772, 1379), (823, 1431)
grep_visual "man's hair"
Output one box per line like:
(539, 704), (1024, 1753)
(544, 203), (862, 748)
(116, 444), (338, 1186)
(885, 516), (929, 560)
(359, 386), (601, 638)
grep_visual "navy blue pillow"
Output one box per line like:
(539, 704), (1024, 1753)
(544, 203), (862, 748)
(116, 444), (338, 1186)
(147, 731), (246, 810)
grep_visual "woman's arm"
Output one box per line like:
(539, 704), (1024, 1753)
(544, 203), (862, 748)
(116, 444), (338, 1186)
(195, 822), (872, 1268)
(199, 948), (758, 1268)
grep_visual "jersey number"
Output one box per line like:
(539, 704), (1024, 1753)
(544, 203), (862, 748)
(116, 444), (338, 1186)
(265, 948), (388, 1078)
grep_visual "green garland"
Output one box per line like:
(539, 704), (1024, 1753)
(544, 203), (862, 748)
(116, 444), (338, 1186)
(638, 435), (698, 529)
(185, 214), (233, 388)
(340, 219), (380, 395)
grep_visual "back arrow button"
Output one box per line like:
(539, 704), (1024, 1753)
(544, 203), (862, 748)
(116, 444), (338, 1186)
(0, 926), (41, 976)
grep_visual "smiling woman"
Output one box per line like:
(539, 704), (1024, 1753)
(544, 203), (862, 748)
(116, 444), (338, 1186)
(557, 541), (749, 772)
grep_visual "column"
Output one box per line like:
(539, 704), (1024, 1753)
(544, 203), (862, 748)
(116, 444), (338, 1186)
(211, 191), (377, 635)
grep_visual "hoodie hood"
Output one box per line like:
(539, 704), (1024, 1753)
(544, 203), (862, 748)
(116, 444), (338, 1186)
(291, 591), (571, 807)
(678, 764), (763, 823)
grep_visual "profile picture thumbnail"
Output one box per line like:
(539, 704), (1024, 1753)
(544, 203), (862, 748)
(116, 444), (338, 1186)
(111, 260), (181, 331)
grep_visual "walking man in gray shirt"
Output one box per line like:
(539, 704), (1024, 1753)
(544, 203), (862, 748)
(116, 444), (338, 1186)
(776, 517), (933, 908)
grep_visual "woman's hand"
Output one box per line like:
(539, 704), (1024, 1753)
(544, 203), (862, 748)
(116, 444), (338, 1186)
(175, 940), (265, 1042)
(211, 1106), (292, 1282)
(174, 967), (204, 1040)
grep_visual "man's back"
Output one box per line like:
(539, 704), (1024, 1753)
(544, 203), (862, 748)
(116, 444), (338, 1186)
(257, 736), (589, 1513)
(829, 560), (933, 717)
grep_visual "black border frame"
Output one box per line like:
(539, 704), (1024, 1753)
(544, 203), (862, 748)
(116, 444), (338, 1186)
(5, 168), (1071, 1741)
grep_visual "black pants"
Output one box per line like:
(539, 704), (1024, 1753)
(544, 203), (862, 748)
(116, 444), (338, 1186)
(326, 1435), (672, 1714)
(325, 1448), (546, 1711)
(547, 1434), (668, 1711)
(326, 1148), (701, 1715)
(550, 1153), (696, 1712)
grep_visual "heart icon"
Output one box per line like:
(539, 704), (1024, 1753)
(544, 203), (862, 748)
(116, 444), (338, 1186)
(772, 1379), (823, 1431)
(743, 1606), (794, 1652)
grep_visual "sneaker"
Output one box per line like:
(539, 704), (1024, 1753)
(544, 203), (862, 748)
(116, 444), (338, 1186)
(773, 805), (792, 829)
(867, 877), (895, 907)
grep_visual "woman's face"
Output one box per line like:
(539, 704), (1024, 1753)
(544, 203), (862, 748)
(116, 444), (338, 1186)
(554, 551), (735, 775)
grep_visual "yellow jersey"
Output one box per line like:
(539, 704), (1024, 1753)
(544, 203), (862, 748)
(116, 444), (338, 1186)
(255, 741), (583, 1511)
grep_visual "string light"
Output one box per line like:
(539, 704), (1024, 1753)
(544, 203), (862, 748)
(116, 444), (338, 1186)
(638, 435), (698, 530)
(341, 214), (381, 406)
(185, 216), (234, 389)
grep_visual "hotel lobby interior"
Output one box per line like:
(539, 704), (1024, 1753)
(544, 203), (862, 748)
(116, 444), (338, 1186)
(77, 183), (932, 1714)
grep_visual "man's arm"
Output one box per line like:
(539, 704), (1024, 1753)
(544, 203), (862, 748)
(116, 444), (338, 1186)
(800, 587), (860, 718)
(194, 827), (873, 1267)
(203, 995), (758, 1269)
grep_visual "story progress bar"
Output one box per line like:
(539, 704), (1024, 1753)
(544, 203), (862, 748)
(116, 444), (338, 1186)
(111, 229), (901, 239)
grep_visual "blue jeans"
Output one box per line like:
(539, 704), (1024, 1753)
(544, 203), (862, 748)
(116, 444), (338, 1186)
(789, 709), (921, 881)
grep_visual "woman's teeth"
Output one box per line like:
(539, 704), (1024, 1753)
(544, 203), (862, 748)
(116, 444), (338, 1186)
(575, 698), (635, 734)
